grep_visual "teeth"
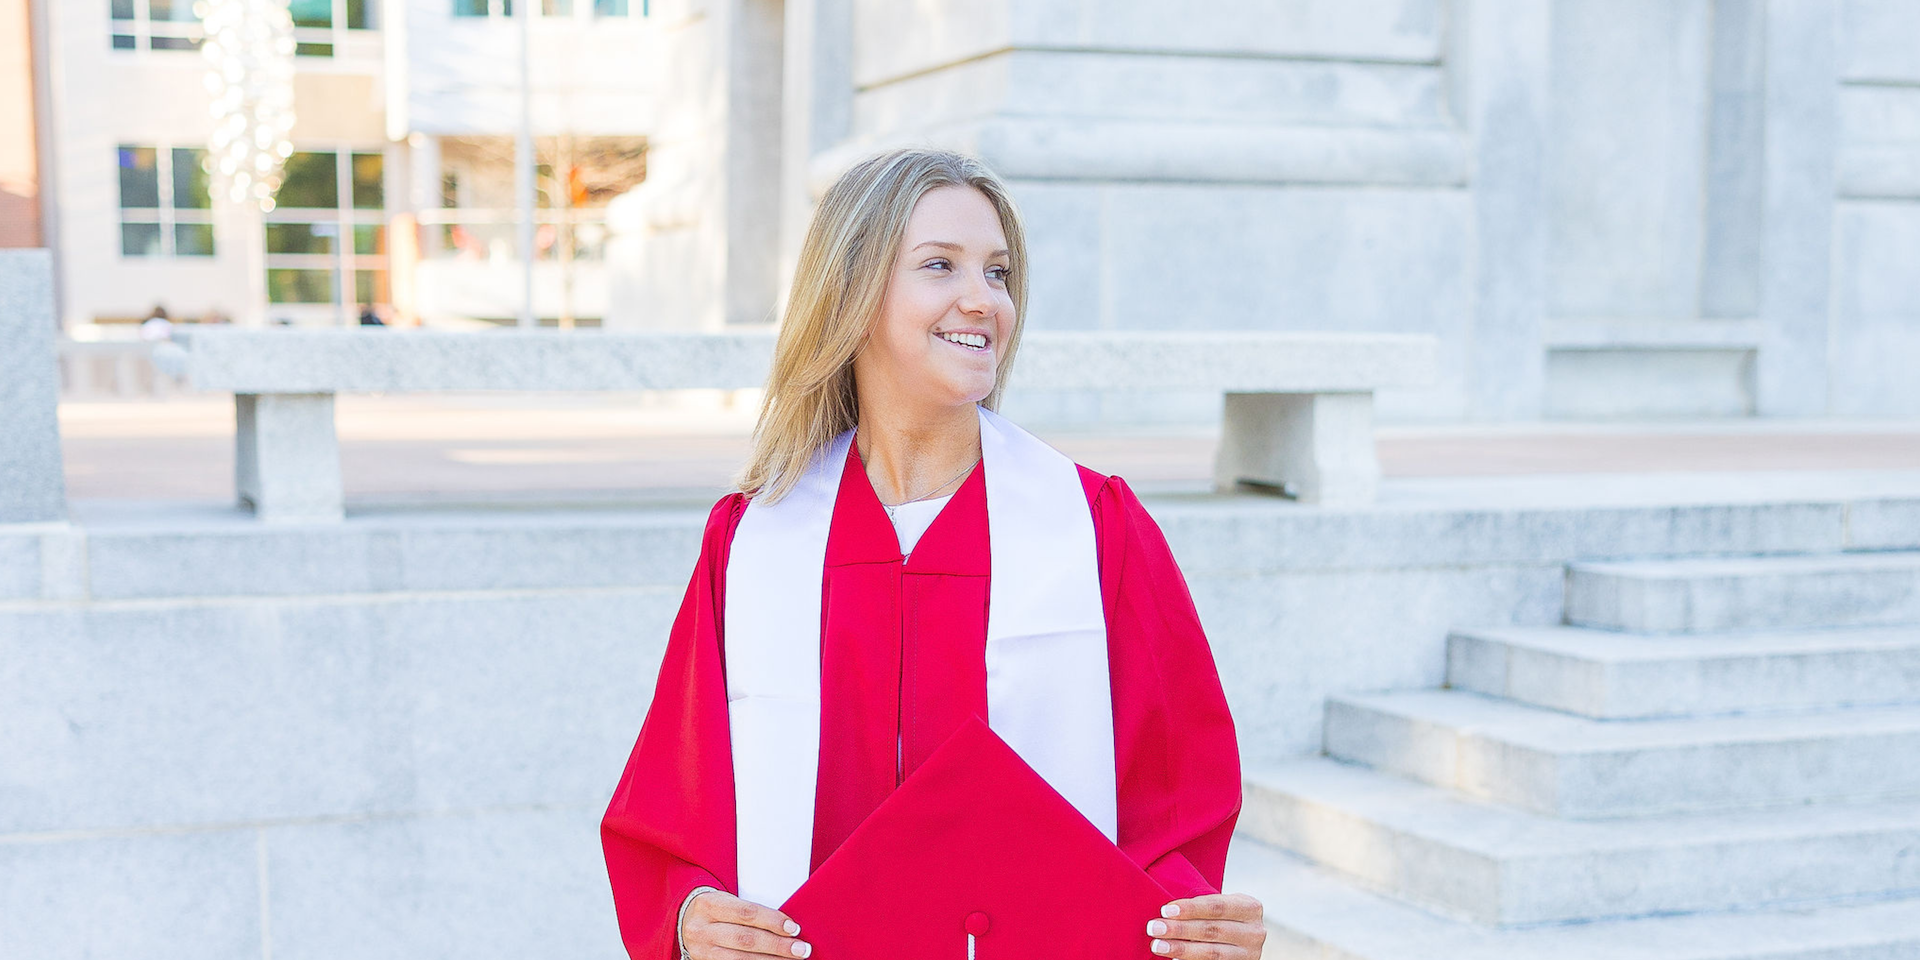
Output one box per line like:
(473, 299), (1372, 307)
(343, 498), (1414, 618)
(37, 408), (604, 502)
(937, 332), (988, 349)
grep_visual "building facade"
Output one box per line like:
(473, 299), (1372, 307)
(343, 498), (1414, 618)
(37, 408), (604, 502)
(22, 0), (654, 332)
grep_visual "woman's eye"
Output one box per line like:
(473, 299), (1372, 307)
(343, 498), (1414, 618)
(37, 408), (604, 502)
(988, 266), (1011, 282)
(923, 259), (950, 271)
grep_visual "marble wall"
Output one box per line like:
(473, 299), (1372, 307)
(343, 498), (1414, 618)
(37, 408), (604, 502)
(621, 0), (1920, 422)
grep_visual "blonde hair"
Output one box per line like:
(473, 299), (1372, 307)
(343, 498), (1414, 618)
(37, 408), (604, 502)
(733, 148), (1029, 504)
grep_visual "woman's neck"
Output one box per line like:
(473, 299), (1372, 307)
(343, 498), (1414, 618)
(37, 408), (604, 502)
(855, 401), (982, 506)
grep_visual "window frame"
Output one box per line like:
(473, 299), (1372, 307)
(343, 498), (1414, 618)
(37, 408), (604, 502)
(117, 143), (217, 259)
(265, 143), (390, 322)
(109, 0), (207, 54)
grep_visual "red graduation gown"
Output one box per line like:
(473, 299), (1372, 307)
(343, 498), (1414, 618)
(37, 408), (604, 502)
(600, 444), (1242, 959)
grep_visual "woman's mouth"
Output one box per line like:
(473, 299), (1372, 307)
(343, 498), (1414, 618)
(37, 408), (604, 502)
(935, 331), (990, 352)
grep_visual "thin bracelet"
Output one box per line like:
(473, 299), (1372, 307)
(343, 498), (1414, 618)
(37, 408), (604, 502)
(677, 885), (721, 960)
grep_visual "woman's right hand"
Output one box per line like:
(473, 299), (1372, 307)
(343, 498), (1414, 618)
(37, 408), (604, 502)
(681, 890), (814, 959)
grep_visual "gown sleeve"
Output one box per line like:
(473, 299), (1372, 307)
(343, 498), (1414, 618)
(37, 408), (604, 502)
(1086, 470), (1243, 899)
(601, 493), (749, 960)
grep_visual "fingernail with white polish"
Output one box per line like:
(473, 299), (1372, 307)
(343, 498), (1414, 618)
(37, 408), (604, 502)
(1161, 903), (1180, 918)
(791, 943), (810, 958)
(784, 920), (800, 936)
(1147, 920), (1168, 936)
(1152, 939), (1171, 955)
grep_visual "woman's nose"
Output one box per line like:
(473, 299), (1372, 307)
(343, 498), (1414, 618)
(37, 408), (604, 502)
(956, 269), (995, 315)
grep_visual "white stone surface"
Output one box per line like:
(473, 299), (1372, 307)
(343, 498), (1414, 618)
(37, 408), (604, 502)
(1447, 623), (1920, 718)
(1241, 757), (1920, 925)
(264, 806), (624, 960)
(1226, 835), (1920, 960)
(0, 590), (672, 835)
(1214, 392), (1379, 503)
(236, 394), (344, 523)
(0, 250), (66, 523)
(1325, 689), (1920, 818)
(1566, 551), (1920, 633)
(0, 830), (261, 960)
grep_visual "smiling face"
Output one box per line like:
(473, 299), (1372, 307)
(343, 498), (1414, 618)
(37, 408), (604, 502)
(853, 185), (1017, 418)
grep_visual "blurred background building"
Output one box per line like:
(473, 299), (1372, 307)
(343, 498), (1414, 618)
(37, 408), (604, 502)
(11, 0), (651, 335)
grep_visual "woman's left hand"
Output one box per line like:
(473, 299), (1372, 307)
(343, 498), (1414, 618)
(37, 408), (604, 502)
(1144, 893), (1266, 958)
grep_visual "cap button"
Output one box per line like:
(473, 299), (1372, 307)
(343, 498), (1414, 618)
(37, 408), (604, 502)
(965, 911), (990, 937)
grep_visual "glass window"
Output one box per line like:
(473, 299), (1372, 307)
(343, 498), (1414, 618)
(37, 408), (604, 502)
(355, 270), (389, 305)
(276, 152), (339, 209)
(353, 225), (385, 255)
(268, 269), (337, 304)
(112, 33), (137, 49)
(544, 0), (573, 13)
(594, 0), (631, 14)
(347, 0), (375, 29)
(296, 42), (334, 56)
(121, 222), (163, 257)
(148, 0), (196, 21)
(266, 223), (337, 255)
(151, 35), (202, 50)
(171, 149), (210, 208)
(118, 147), (160, 209)
(453, 0), (488, 13)
(110, 0), (135, 19)
(288, 0), (331, 27)
(351, 153), (383, 210)
(174, 223), (216, 256)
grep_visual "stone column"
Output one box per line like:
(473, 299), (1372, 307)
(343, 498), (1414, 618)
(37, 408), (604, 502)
(0, 249), (66, 524)
(235, 393), (343, 523)
(1755, 0), (1838, 416)
(777, 0), (852, 299)
(605, 0), (786, 332)
(812, 0), (1469, 425)
(1455, 0), (1550, 420)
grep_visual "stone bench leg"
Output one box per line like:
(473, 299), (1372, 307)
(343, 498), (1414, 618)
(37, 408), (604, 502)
(235, 393), (343, 522)
(1214, 391), (1379, 505)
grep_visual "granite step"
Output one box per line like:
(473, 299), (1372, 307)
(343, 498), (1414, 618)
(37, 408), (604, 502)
(1565, 552), (1920, 634)
(1446, 624), (1920, 719)
(1225, 834), (1920, 960)
(1240, 757), (1920, 926)
(1324, 689), (1920, 818)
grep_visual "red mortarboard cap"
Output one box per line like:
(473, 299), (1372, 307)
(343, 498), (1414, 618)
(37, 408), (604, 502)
(781, 716), (1169, 959)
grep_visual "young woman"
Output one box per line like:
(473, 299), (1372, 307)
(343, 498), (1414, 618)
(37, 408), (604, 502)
(601, 149), (1264, 960)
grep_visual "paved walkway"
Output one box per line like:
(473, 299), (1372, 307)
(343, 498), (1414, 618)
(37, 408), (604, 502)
(56, 394), (1920, 505)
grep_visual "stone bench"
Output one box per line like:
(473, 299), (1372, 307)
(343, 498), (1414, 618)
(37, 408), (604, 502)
(154, 328), (1437, 521)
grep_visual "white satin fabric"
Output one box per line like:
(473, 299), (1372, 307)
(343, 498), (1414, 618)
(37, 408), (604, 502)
(724, 406), (1114, 908)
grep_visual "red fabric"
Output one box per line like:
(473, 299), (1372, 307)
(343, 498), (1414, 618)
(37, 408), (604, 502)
(782, 716), (1173, 959)
(600, 451), (1241, 959)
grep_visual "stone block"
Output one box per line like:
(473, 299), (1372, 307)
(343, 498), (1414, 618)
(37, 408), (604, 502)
(236, 393), (344, 523)
(1851, 498), (1920, 551)
(1192, 564), (1564, 762)
(264, 807), (624, 960)
(0, 591), (674, 834)
(1544, 347), (1756, 418)
(0, 249), (66, 524)
(1214, 392), (1378, 504)
(1841, 0), (1920, 82)
(1226, 833), (1920, 960)
(1566, 552), (1920, 633)
(81, 508), (706, 600)
(1447, 624), (1920, 719)
(1324, 689), (1920, 817)
(1242, 757), (1920, 925)
(0, 830), (259, 960)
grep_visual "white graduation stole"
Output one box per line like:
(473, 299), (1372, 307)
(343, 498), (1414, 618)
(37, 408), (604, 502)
(723, 405), (1116, 908)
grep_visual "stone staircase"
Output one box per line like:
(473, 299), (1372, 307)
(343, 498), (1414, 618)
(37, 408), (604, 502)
(1226, 550), (1920, 959)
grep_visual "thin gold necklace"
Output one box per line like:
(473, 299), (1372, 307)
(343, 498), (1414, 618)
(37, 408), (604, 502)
(879, 453), (980, 521)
